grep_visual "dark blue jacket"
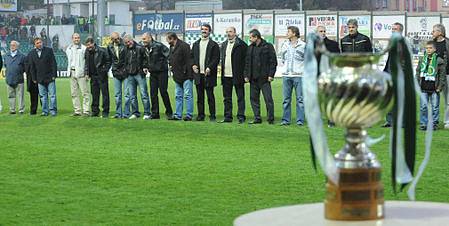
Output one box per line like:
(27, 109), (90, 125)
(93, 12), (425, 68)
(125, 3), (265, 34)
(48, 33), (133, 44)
(4, 51), (26, 87)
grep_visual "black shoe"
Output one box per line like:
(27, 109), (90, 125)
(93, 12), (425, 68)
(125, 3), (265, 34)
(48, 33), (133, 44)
(169, 116), (181, 121)
(433, 125), (439, 131)
(210, 116), (216, 122)
(10, 111), (16, 115)
(30, 112), (37, 115)
(150, 115), (160, 119)
(183, 117), (192, 121)
(196, 117), (205, 121)
(91, 113), (100, 117)
(249, 119), (262, 124)
(382, 122), (392, 128)
(268, 120), (274, 125)
(419, 125), (427, 131)
(238, 118), (245, 124)
(219, 118), (233, 123)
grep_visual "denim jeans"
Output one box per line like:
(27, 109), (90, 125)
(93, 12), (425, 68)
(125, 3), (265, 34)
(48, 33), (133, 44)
(420, 91), (440, 126)
(128, 75), (151, 117)
(38, 81), (57, 116)
(174, 79), (193, 119)
(281, 76), (304, 124)
(114, 77), (130, 118)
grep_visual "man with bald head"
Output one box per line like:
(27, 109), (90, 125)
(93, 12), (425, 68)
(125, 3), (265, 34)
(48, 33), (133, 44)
(141, 32), (173, 119)
(219, 27), (247, 123)
(107, 32), (130, 118)
(4, 40), (26, 114)
(66, 33), (89, 116)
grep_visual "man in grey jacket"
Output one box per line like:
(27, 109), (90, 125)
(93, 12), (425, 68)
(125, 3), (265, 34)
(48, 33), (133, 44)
(4, 41), (26, 114)
(66, 33), (90, 116)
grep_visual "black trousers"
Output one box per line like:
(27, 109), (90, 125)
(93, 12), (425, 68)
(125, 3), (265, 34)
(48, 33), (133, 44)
(91, 76), (110, 115)
(150, 71), (173, 117)
(250, 81), (274, 122)
(29, 82), (39, 114)
(196, 75), (215, 118)
(222, 77), (245, 120)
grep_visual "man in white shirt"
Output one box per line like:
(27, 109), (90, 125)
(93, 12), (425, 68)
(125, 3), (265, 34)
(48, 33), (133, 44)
(279, 26), (306, 126)
(66, 33), (90, 116)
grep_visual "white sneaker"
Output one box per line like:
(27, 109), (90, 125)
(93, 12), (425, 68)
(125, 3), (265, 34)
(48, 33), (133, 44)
(444, 124), (449, 129)
(143, 115), (151, 120)
(129, 114), (138, 120)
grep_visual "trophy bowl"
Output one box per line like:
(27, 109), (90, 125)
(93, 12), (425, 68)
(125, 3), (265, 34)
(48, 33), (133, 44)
(317, 53), (394, 220)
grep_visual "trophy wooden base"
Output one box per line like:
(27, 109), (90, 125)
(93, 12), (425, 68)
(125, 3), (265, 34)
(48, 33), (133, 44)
(324, 167), (384, 221)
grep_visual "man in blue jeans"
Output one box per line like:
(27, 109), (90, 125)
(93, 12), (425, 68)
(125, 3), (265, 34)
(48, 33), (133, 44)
(123, 34), (151, 120)
(166, 32), (194, 121)
(279, 26), (306, 126)
(107, 32), (130, 119)
(28, 37), (58, 116)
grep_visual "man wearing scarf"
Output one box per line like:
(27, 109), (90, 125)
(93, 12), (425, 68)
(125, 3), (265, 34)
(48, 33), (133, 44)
(416, 41), (446, 130)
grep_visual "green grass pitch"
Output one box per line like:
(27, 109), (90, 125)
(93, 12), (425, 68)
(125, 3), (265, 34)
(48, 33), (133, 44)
(0, 78), (448, 225)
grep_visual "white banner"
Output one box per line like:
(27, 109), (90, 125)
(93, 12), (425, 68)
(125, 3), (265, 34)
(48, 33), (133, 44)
(442, 18), (449, 33)
(185, 13), (213, 33)
(406, 16), (440, 41)
(213, 13), (243, 36)
(0, 0), (17, 12)
(306, 15), (337, 38)
(274, 14), (305, 37)
(372, 15), (406, 39)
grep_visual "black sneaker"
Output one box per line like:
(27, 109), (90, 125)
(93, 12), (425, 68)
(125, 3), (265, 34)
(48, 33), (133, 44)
(183, 117), (192, 121)
(219, 118), (233, 123)
(168, 116), (181, 121)
(238, 118), (245, 124)
(382, 123), (392, 128)
(196, 117), (205, 121)
(419, 125), (427, 131)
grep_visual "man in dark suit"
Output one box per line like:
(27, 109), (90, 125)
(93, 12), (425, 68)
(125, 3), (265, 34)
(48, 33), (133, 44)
(244, 29), (277, 124)
(316, 25), (340, 53)
(220, 26), (247, 124)
(191, 24), (220, 121)
(317, 25), (340, 127)
(84, 37), (111, 118)
(167, 32), (194, 121)
(28, 37), (58, 116)
(25, 52), (39, 115)
(107, 32), (129, 119)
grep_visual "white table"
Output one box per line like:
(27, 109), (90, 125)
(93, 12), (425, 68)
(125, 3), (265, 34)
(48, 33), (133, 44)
(234, 201), (449, 226)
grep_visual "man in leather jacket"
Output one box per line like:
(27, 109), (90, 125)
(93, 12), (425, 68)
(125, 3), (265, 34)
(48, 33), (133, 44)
(340, 19), (372, 53)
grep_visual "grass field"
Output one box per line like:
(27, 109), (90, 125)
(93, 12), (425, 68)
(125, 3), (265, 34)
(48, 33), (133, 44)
(0, 78), (448, 225)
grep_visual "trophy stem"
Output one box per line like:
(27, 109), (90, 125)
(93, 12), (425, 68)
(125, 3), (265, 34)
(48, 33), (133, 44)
(324, 127), (385, 221)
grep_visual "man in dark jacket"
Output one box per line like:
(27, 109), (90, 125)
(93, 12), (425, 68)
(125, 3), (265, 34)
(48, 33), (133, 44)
(123, 34), (151, 120)
(0, 52), (2, 113)
(84, 37), (111, 118)
(28, 37), (58, 116)
(25, 52), (39, 115)
(340, 19), (372, 53)
(107, 32), (130, 119)
(432, 24), (449, 129)
(167, 32), (194, 121)
(142, 32), (172, 119)
(317, 25), (340, 127)
(4, 40), (26, 114)
(244, 29), (277, 124)
(191, 24), (220, 121)
(220, 26), (247, 124)
(317, 25), (340, 53)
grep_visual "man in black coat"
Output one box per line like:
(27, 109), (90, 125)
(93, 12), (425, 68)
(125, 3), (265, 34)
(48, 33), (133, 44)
(84, 37), (111, 118)
(317, 25), (340, 127)
(244, 29), (277, 124)
(25, 52), (39, 115)
(167, 32), (194, 121)
(142, 32), (173, 119)
(220, 26), (247, 124)
(0, 53), (2, 112)
(107, 32), (130, 119)
(316, 25), (340, 53)
(28, 37), (58, 116)
(340, 19), (372, 53)
(191, 24), (220, 121)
